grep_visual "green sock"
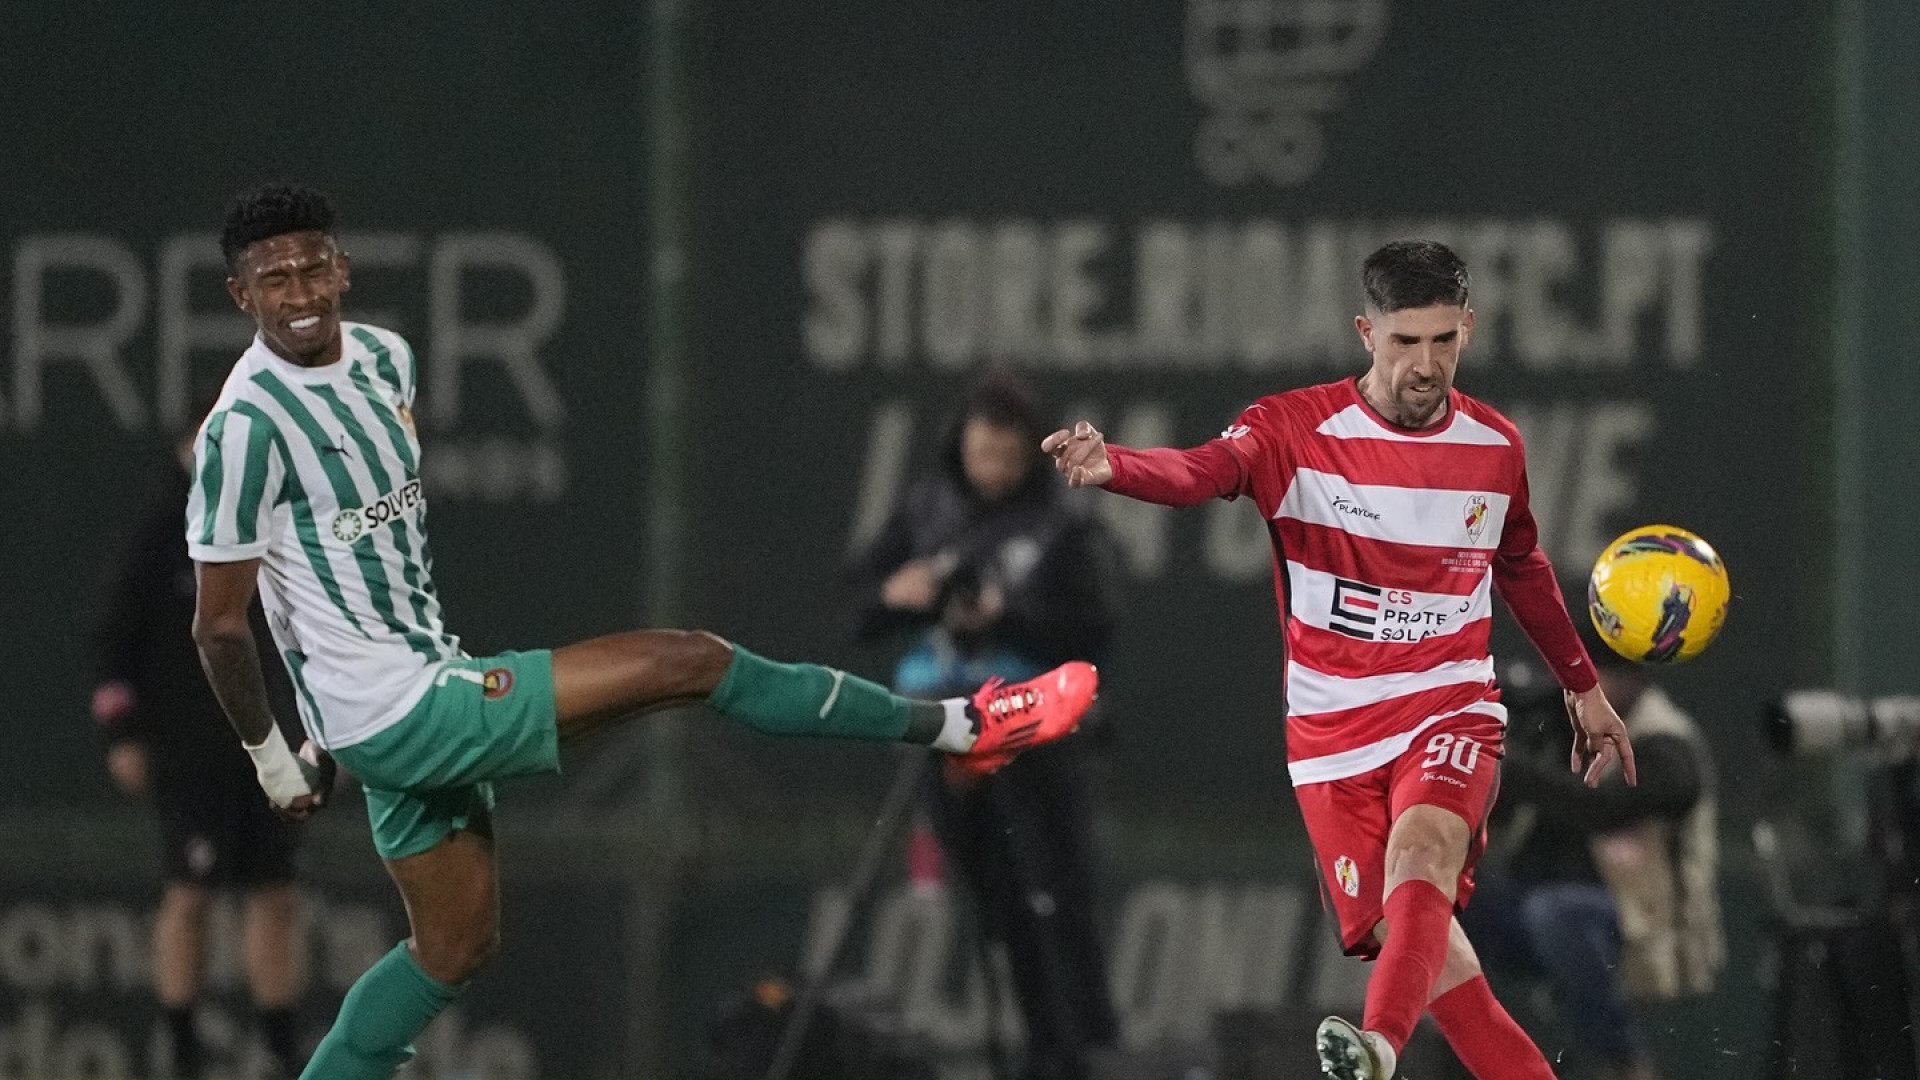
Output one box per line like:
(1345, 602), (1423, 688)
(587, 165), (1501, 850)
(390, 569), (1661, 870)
(300, 942), (461, 1080)
(710, 646), (931, 742)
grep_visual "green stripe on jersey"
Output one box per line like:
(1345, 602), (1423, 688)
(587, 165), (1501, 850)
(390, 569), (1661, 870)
(231, 401), (368, 638)
(342, 339), (448, 640)
(284, 648), (328, 741)
(232, 408), (279, 544)
(252, 370), (437, 661)
(341, 363), (446, 643)
(347, 361), (416, 472)
(196, 411), (227, 544)
(306, 382), (449, 655)
(350, 326), (405, 398)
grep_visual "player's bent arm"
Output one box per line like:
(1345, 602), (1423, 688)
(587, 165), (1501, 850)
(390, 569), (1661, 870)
(193, 559), (315, 808)
(192, 558), (279, 745)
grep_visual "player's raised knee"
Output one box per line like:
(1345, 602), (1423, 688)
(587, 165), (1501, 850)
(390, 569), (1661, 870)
(668, 629), (733, 688)
(618, 628), (733, 698)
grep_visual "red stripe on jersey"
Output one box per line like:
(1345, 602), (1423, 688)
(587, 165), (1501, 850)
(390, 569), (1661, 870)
(1292, 436), (1515, 493)
(1287, 618), (1495, 680)
(1277, 519), (1493, 596)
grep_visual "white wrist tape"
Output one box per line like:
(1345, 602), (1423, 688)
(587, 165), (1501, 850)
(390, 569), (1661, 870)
(243, 725), (309, 808)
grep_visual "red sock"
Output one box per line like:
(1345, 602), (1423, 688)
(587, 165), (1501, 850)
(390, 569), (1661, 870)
(1429, 975), (1557, 1080)
(1364, 879), (1453, 1051)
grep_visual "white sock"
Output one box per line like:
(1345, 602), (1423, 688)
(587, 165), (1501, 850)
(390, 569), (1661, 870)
(930, 698), (976, 753)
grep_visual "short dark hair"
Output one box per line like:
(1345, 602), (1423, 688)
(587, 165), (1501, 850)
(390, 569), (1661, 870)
(1362, 239), (1470, 313)
(221, 183), (336, 270)
(962, 369), (1049, 446)
(940, 368), (1053, 498)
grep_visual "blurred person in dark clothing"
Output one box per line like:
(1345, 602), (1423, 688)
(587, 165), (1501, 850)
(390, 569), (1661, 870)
(851, 372), (1122, 1080)
(1459, 613), (1723, 1080)
(92, 422), (309, 1079)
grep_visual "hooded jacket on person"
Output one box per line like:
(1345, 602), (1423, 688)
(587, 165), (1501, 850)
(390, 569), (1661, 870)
(850, 393), (1119, 683)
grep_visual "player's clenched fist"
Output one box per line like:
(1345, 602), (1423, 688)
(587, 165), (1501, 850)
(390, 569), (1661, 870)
(1040, 420), (1113, 489)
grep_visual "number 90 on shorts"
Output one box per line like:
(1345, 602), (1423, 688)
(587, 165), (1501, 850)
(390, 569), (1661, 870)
(1293, 710), (1505, 957)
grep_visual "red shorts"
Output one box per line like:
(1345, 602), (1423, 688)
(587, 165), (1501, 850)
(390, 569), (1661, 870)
(1293, 710), (1504, 958)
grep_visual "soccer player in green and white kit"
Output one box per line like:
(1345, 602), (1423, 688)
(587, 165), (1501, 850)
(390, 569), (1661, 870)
(190, 183), (1099, 1080)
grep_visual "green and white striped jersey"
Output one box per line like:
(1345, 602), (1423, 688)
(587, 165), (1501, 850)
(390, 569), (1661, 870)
(187, 323), (459, 750)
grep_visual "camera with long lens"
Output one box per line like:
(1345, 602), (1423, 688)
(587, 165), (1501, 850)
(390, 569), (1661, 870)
(1767, 691), (1920, 758)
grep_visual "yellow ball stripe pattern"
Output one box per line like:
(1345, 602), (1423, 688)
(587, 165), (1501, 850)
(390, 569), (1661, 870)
(1587, 525), (1731, 664)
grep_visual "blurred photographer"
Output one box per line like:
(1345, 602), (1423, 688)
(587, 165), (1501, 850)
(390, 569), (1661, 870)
(851, 371), (1121, 1080)
(1459, 613), (1724, 1080)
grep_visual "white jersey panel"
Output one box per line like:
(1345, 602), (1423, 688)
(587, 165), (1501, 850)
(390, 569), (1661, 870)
(1283, 656), (1496, 718)
(1276, 469), (1511, 551)
(1285, 562), (1492, 645)
(1312, 403), (1514, 446)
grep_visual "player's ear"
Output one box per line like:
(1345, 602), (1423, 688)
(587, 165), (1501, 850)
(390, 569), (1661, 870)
(1354, 313), (1374, 353)
(226, 275), (252, 315)
(335, 249), (352, 294)
(1460, 306), (1476, 346)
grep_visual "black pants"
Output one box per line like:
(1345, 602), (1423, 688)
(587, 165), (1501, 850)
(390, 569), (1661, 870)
(929, 739), (1119, 1080)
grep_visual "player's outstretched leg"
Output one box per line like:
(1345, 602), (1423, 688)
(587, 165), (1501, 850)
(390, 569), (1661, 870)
(1427, 918), (1557, 1080)
(708, 644), (1096, 772)
(552, 630), (1096, 773)
(1318, 805), (1468, 1080)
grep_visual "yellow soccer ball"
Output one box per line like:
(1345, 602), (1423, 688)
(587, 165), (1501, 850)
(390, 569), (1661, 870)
(1587, 525), (1730, 663)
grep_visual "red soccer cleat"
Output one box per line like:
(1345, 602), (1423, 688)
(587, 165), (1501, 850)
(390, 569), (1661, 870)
(953, 662), (1098, 777)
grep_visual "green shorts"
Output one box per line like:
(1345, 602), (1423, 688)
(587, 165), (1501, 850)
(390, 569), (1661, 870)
(334, 649), (560, 860)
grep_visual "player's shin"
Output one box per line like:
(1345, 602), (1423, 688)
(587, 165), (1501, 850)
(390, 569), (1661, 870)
(709, 646), (956, 744)
(1364, 879), (1454, 1052)
(300, 943), (462, 1080)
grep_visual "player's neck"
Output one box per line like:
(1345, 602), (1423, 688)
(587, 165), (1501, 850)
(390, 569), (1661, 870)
(265, 336), (345, 370)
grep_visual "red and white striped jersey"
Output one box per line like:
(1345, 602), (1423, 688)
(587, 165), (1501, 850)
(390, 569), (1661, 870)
(1104, 377), (1594, 786)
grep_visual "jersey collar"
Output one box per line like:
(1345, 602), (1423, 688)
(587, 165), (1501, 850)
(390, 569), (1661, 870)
(246, 331), (358, 385)
(1345, 376), (1459, 438)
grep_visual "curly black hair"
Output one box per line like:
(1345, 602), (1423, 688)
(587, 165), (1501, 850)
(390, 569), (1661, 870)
(220, 183), (336, 270)
(1362, 239), (1470, 313)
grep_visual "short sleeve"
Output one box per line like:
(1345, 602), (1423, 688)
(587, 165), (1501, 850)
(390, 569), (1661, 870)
(395, 334), (419, 408)
(185, 404), (286, 561)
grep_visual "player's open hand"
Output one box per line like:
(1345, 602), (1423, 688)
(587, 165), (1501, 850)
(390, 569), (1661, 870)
(1041, 421), (1113, 488)
(1564, 686), (1637, 787)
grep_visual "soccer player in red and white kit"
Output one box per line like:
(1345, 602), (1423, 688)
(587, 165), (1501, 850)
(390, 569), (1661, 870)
(1043, 240), (1637, 1080)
